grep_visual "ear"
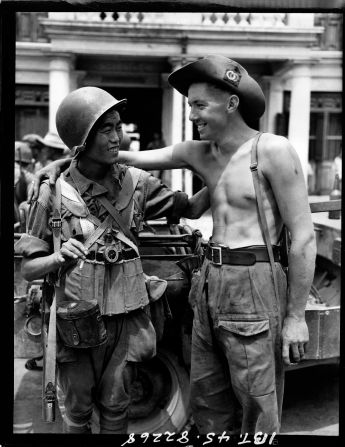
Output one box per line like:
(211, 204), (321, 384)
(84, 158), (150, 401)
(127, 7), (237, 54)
(227, 94), (239, 113)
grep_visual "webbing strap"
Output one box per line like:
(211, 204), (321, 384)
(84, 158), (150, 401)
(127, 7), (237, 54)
(43, 178), (62, 422)
(83, 214), (112, 250)
(250, 133), (280, 303)
(97, 195), (139, 255)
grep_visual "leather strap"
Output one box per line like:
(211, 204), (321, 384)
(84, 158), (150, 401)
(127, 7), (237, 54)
(43, 178), (62, 422)
(250, 133), (280, 303)
(83, 214), (112, 251)
(97, 195), (140, 255)
(206, 245), (281, 265)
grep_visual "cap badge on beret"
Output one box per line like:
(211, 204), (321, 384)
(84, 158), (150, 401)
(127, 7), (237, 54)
(223, 66), (241, 87)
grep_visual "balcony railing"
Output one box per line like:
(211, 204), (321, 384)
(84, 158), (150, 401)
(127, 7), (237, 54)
(16, 12), (342, 50)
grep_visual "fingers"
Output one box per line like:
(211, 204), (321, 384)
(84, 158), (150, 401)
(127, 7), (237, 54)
(27, 178), (40, 203)
(290, 344), (301, 363)
(27, 182), (34, 203)
(60, 239), (88, 261)
(49, 171), (58, 186)
(283, 341), (306, 366)
(282, 341), (290, 366)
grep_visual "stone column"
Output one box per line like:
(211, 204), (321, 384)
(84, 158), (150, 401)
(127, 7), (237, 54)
(263, 76), (284, 134)
(287, 64), (312, 183)
(166, 58), (185, 191)
(49, 55), (74, 133)
(184, 96), (194, 196)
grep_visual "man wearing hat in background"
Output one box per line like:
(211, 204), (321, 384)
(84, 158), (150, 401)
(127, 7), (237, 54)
(14, 141), (35, 231)
(17, 86), (209, 434)
(30, 55), (316, 435)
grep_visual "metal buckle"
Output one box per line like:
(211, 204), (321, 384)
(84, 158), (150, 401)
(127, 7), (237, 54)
(51, 218), (62, 228)
(103, 246), (120, 264)
(211, 246), (222, 265)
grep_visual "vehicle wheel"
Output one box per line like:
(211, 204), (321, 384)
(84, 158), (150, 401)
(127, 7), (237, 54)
(128, 348), (191, 433)
(56, 348), (191, 434)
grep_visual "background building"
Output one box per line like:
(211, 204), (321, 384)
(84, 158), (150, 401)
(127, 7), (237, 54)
(15, 11), (342, 195)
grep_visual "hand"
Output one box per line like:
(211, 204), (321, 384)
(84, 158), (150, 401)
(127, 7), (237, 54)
(55, 238), (88, 266)
(27, 158), (71, 203)
(281, 315), (309, 366)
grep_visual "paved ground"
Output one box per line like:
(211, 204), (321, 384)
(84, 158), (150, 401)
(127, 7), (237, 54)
(12, 356), (339, 436)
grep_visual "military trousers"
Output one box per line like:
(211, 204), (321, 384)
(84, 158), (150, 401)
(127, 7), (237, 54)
(57, 309), (156, 434)
(190, 259), (287, 435)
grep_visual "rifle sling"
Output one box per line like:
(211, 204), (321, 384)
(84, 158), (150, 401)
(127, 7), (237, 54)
(43, 178), (62, 421)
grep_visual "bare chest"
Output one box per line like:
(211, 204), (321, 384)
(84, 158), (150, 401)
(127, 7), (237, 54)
(202, 150), (258, 208)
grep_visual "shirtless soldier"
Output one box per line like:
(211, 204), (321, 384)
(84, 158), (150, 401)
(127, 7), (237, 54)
(29, 55), (316, 434)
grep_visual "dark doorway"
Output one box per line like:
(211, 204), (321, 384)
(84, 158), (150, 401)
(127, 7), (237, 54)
(108, 87), (163, 151)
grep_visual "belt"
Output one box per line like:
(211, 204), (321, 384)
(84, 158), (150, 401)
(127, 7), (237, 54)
(85, 247), (138, 264)
(206, 245), (281, 266)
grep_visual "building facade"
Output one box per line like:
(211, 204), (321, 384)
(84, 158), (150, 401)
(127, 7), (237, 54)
(16, 12), (342, 195)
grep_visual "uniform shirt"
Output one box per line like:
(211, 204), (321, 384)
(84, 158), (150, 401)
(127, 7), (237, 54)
(16, 160), (189, 315)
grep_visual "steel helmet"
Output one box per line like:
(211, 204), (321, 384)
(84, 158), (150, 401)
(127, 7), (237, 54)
(15, 141), (33, 164)
(56, 87), (127, 151)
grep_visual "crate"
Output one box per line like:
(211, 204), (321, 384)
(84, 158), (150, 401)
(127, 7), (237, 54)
(304, 305), (340, 360)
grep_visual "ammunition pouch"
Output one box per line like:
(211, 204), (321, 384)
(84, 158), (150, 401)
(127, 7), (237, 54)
(56, 300), (107, 348)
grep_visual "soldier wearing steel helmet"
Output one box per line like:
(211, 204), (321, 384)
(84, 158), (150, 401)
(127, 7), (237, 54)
(16, 86), (208, 434)
(30, 56), (316, 434)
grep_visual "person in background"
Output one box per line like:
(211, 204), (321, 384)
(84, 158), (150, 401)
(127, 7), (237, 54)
(14, 141), (35, 230)
(333, 151), (342, 191)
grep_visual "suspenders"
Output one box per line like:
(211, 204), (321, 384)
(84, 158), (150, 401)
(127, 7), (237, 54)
(250, 132), (281, 304)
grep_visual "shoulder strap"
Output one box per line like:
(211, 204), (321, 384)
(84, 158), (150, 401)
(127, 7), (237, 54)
(97, 166), (142, 251)
(97, 195), (139, 248)
(250, 133), (280, 303)
(42, 178), (62, 422)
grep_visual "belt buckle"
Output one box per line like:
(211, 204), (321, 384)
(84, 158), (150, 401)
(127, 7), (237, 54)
(103, 246), (119, 264)
(211, 246), (222, 265)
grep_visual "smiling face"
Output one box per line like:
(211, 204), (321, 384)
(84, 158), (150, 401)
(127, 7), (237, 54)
(188, 82), (235, 141)
(83, 109), (123, 166)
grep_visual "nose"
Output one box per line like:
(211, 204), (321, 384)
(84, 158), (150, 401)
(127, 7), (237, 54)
(189, 108), (196, 122)
(109, 129), (120, 144)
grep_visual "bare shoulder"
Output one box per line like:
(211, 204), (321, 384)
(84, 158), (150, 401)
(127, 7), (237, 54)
(259, 133), (300, 175)
(173, 140), (211, 168)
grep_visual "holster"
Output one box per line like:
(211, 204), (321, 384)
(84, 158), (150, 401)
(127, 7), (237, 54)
(56, 300), (107, 348)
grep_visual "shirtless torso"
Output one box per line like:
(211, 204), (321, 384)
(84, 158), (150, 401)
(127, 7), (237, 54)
(187, 135), (282, 248)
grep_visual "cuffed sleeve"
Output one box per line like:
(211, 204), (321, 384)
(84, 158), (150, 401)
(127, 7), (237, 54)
(14, 234), (50, 257)
(137, 172), (189, 223)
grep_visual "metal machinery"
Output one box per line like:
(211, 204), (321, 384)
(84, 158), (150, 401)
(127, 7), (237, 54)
(14, 199), (341, 433)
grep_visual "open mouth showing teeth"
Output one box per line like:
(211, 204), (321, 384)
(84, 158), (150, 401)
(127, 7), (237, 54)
(197, 123), (206, 130)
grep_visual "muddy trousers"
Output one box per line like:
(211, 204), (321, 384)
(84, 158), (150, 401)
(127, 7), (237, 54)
(57, 315), (135, 434)
(190, 260), (287, 435)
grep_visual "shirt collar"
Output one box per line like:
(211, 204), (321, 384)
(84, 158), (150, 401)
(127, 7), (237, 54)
(67, 158), (127, 196)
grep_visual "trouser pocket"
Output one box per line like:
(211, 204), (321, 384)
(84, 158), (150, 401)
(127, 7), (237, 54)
(217, 318), (275, 396)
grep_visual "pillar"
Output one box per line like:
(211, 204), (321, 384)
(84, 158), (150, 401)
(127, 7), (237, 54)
(183, 96), (194, 196)
(287, 64), (312, 183)
(49, 56), (73, 133)
(166, 58), (185, 192)
(263, 76), (284, 134)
